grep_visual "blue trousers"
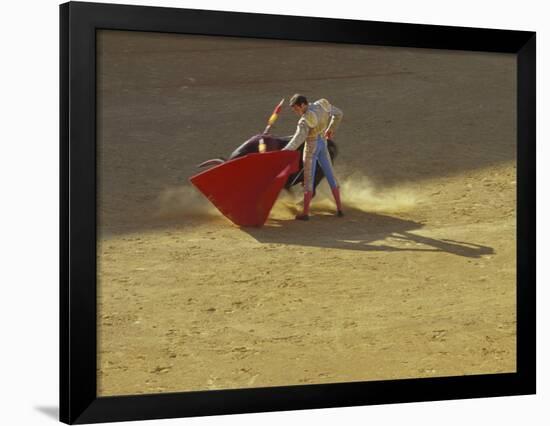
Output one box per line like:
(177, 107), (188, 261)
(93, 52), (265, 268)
(304, 135), (338, 192)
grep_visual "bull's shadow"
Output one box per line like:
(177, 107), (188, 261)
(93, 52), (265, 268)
(242, 208), (494, 258)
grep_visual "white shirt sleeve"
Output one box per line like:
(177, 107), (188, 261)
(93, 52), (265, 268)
(282, 117), (310, 151)
(327, 104), (344, 134)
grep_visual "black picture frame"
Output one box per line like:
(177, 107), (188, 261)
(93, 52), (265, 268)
(60, 1), (536, 424)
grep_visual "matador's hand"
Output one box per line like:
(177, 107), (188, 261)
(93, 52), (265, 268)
(324, 129), (334, 140)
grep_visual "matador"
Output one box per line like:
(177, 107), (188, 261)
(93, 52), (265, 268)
(283, 94), (344, 220)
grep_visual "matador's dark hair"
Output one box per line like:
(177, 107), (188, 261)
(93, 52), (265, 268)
(289, 94), (308, 107)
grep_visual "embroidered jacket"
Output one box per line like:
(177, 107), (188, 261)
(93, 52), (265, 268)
(283, 99), (344, 151)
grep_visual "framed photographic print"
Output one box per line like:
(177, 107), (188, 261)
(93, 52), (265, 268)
(60, 1), (536, 424)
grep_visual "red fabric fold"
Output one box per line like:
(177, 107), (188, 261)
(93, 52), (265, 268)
(189, 151), (300, 227)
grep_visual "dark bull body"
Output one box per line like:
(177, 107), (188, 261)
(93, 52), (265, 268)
(198, 134), (338, 193)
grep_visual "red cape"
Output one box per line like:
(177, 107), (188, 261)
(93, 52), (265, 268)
(189, 151), (300, 227)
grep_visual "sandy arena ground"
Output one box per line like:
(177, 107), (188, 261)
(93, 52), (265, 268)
(96, 31), (516, 396)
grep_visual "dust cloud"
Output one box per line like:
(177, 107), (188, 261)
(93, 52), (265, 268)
(272, 172), (418, 217)
(157, 173), (418, 222)
(156, 184), (219, 219)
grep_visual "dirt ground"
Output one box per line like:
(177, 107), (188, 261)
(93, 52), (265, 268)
(96, 31), (516, 396)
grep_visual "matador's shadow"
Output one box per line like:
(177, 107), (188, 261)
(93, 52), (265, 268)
(242, 207), (494, 258)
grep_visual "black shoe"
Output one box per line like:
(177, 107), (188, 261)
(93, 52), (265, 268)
(336, 210), (344, 217)
(295, 214), (309, 221)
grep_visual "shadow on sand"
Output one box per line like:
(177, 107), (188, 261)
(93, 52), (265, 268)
(242, 207), (494, 258)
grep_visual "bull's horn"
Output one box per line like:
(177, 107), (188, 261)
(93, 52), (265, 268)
(198, 158), (225, 168)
